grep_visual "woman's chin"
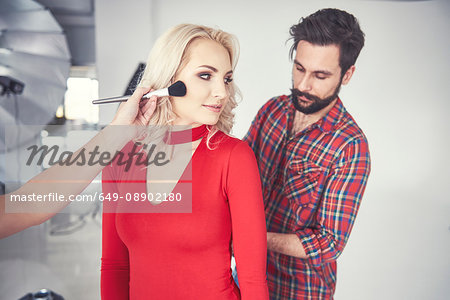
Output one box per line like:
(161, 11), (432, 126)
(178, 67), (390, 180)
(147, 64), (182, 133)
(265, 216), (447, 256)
(197, 116), (220, 126)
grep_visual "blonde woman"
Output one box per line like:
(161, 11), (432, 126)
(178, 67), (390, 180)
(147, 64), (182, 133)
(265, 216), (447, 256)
(101, 24), (269, 299)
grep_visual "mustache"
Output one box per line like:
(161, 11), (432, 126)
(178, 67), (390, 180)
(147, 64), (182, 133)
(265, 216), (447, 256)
(290, 88), (321, 103)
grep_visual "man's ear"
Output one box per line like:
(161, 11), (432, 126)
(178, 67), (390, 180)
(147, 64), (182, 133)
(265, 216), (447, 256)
(342, 65), (355, 85)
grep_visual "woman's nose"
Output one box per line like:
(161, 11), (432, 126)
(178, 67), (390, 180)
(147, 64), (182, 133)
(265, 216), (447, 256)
(213, 81), (228, 100)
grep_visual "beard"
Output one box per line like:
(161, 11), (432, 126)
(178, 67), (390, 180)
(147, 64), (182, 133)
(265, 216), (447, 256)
(290, 79), (342, 115)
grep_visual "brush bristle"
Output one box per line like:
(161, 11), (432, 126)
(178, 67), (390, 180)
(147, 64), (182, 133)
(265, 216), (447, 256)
(168, 81), (186, 97)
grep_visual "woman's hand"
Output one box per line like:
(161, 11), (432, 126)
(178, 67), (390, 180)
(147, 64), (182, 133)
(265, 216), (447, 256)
(110, 87), (158, 139)
(111, 87), (157, 127)
(0, 88), (159, 239)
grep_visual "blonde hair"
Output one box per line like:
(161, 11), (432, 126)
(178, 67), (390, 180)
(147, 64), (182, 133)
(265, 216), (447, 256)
(138, 23), (240, 148)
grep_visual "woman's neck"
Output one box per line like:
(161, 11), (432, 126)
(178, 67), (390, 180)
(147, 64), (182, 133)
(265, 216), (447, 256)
(170, 119), (203, 130)
(164, 124), (208, 145)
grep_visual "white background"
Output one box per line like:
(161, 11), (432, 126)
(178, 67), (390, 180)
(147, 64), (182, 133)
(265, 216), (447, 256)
(96, 0), (450, 299)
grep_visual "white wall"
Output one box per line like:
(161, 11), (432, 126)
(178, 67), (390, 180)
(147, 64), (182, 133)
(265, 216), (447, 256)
(96, 0), (450, 299)
(95, 0), (153, 125)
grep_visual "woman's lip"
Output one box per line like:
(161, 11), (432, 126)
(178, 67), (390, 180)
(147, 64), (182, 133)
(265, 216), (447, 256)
(202, 104), (222, 112)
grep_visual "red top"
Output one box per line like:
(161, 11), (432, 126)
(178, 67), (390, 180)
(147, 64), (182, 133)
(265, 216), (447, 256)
(101, 126), (269, 300)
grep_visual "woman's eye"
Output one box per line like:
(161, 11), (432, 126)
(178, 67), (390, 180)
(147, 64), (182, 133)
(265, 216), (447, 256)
(199, 73), (211, 80)
(224, 77), (233, 85)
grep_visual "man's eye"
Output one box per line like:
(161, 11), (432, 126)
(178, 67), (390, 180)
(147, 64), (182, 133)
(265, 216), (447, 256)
(224, 77), (233, 85)
(296, 68), (305, 73)
(199, 73), (211, 80)
(316, 76), (326, 80)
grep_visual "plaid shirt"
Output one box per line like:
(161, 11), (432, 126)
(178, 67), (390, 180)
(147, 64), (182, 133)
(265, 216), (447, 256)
(244, 95), (371, 299)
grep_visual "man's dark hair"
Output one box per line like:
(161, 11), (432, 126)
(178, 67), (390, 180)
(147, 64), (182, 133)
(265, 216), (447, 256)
(289, 8), (365, 75)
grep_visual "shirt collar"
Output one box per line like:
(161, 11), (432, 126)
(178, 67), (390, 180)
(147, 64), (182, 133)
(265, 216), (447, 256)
(316, 97), (346, 133)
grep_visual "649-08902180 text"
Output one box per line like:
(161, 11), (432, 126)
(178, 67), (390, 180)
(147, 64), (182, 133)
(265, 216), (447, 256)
(7, 192), (183, 202)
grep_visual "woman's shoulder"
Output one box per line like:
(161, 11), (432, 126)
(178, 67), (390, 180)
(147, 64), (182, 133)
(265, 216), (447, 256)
(210, 130), (245, 147)
(208, 131), (255, 159)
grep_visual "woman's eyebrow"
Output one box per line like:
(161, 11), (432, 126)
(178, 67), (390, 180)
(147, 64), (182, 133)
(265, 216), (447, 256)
(198, 65), (218, 72)
(198, 65), (233, 75)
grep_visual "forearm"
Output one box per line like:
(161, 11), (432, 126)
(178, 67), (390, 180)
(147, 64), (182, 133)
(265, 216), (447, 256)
(0, 125), (132, 238)
(267, 232), (308, 259)
(0, 86), (156, 239)
(15, 125), (131, 195)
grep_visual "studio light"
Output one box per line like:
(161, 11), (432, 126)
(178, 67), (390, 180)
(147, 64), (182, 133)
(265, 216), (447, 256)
(0, 76), (25, 95)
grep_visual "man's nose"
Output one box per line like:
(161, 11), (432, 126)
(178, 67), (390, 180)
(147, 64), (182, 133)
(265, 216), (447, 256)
(296, 75), (312, 92)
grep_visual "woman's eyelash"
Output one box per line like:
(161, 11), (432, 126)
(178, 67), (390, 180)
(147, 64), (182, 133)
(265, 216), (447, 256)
(198, 73), (233, 85)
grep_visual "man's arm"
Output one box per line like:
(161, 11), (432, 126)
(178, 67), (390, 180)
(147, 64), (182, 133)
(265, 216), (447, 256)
(267, 232), (307, 258)
(268, 137), (371, 266)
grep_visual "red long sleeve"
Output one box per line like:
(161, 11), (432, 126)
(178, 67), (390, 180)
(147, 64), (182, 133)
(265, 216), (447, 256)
(101, 164), (130, 299)
(226, 142), (269, 299)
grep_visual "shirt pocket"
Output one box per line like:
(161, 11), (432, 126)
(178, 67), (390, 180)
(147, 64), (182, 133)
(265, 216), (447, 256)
(285, 158), (323, 225)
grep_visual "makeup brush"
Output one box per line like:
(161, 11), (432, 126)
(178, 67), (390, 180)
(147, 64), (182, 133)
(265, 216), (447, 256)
(92, 81), (187, 104)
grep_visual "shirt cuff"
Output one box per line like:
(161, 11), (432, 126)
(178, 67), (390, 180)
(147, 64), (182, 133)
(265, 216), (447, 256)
(295, 228), (323, 268)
